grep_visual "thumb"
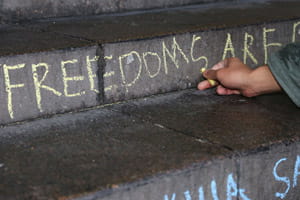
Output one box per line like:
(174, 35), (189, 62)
(203, 69), (218, 80)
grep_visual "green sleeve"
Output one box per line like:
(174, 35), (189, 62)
(268, 42), (300, 107)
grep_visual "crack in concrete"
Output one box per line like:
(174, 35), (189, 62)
(110, 106), (235, 153)
(96, 44), (105, 104)
(115, 0), (122, 11)
(235, 157), (241, 200)
(18, 21), (98, 43)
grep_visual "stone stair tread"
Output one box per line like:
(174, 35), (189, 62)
(0, 0), (234, 23)
(0, 1), (299, 126)
(1, 1), (300, 57)
(1, 89), (299, 200)
(0, 25), (93, 56)
(26, 1), (300, 44)
(111, 89), (300, 152)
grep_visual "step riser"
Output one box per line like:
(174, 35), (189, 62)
(0, 19), (299, 125)
(77, 142), (300, 200)
(104, 20), (300, 102)
(0, 46), (101, 124)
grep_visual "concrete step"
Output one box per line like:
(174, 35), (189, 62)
(1, 89), (300, 200)
(1, 1), (300, 124)
(1, 0), (243, 24)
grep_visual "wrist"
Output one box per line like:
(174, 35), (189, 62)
(248, 65), (282, 96)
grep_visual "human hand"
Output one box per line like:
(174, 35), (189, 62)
(198, 57), (282, 97)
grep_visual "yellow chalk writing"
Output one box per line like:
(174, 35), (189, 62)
(162, 37), (189, 74)
(86, 56), (99, 93)
(61, 59), (85, 97)
(3, 64), (25, 119)
(243, 32), (258, 65)
(104, 71), (115, 78)
(191, 35), (208, 69)
(32, 63), (62, 112)
(142, 52), (161, 78)
(104, 84), (118, 92)
(263, 27), (282, 64)
(104, 55), (113, 60)
(222, 33), (236, 60)
(293, 21), (300, 42)
(119, 51), (142, 92)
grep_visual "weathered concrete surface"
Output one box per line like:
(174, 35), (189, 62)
(85, 158), (238, 200)
(0, 89), (300, 200)
(0, 0), (237, 23)
(0, 25), (93, 56)
(81, 143), (300, 200)
(238, 143), (300, 200)
(111, 89), (300, 151)
(28, 1), (300, 103)
(27, 1), (300, 43)
(1, 1), (300, 123)
(0, 101), (229, 200)
(0, 47), (101, 125)
(0, 26), (101, 125)
(103, 20), (297, 102)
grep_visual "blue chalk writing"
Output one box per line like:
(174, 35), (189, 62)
(163, 173), (251, 200)
(163, 154), (300, 200)
(198, 186), (205, 200)
(226, 174), (251, 200)
(211, 180), (219, 200)
(239, 190), (252, 200)
(184, 190), (192, 200)
(293, 155), (300, 187)
(164, 193), (176, 200)
(273, 158), (290, 199)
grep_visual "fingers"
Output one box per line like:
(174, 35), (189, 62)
(198, 58), (230, 91)
(211, 59), (227, 70)
(202, 59), (228, 80)
(198, 80), (217, 90)
(198, 58), (245, 95)
(199, 81), (242, 96)
(203, 69), (218, 80)
(216, 85), (241, 95)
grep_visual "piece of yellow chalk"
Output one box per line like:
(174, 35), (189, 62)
(201, 68), (216, 86)
(208, 79), (216, 86)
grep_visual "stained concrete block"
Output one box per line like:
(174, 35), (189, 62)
(103, 19), (299, 102)
(0, 47), (101, 125)
(0, 26), (101, 125)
